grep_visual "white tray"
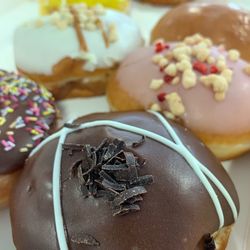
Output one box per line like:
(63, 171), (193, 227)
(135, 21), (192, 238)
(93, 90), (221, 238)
(0, 1), (250, 249)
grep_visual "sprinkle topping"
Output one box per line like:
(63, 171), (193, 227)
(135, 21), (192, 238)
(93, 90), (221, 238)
(165, 92), (185, 116)
(0, 70), (56, 171)
(49, 4), (105, 30)
(35, 4), (118, 47)
(228, 49), (240, 62)
(149, 34), (248, 120)
(32, 4), (118, 68)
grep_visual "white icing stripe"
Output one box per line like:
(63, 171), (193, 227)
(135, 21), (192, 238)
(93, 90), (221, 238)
(30, 118), (75, 157)
(150, 111), (238, 224)
(29, 112), (238, 250)
(53, 128), (69, 250)
(200, 165), (238, 220)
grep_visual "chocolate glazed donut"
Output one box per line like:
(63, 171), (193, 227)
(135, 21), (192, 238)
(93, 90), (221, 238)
(151, 2), (250, 62)
(11, 112), (239, 250)
(0, 70), (57, 206)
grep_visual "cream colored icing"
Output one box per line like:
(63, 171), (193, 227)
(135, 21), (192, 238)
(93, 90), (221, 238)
(14, 9), (143, 74)
(116, 46), (250, 135)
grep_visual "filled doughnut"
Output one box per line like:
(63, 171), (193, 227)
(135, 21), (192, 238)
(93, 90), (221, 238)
(0, 70), (57, 207)
(11, 111), (239, 249)
(14, 4), (143, 99)
(107, 34), (250, 160)
(151, 2), (250, 62)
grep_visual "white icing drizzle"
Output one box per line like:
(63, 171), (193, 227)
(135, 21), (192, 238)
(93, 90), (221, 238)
(53, 127), (69, 250)
(29, 112), (238, 250)
(150, 111), (238, 225)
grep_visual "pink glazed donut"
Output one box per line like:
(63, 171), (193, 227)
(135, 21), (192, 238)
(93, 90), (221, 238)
(107, 34), (250, 160)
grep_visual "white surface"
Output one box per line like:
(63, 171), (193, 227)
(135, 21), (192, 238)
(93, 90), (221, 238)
(0, 1), (250, 250)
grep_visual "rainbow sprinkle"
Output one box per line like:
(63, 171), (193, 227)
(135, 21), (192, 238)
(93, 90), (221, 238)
(0, 70), (56, 153)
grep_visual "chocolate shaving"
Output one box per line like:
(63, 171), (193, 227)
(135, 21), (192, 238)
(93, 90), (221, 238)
(130, 175), (154, 187)
(71, 233), (100, 246)
(63, 143), (85, 156)
(64, 138), (153, 216)
(64, 123), (81, 129)
(112, 186), (147, 207)
(113, 204), (140, 216)
(126, 195), (143, 204)
(102, 164), (127, 171)
(131, 135), (146, 148)
(100, 178), (126, 192)
(204, 234), (216, 250)
(124, 151), (137, 167)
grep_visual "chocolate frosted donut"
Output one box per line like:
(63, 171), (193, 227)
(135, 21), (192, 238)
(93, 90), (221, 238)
(0, 69), (57, 206)
(151, 2), (250, 62)
(11, 112), (239, 250)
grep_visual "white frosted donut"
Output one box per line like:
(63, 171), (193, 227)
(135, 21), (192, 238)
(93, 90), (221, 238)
(13, 5), (143, 99)
(14, 8), (143, 74)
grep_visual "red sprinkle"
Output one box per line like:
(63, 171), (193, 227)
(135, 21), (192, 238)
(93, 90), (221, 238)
(193, 61), (208, 75)
(157, 92), (167, 102)
(210, 65), (219, 74)
(155, 42), (170, 53)
(8, 135), (15, 143)
(164, 75), (174, 84)
(165, 44), (170, 49)
(155, 43), (164, 53)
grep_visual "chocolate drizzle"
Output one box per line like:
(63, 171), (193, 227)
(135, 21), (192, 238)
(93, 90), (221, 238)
(69, 7), (110, 53)
(204, 234), (216, 250)
(70, 7), (88, 52)
(63, 138), (154, 216)
(96, 18), (110, 48)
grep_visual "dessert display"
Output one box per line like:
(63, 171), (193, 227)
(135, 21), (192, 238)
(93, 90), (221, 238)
(141, 0), (190, 5)
(14, 4), (143, 99)
(0, 70), (57, 207)
(151, 2), (250, 62)
(107, 34), (250, 160)
(39, 0), (131, 14)
(11, 111), (239, 250)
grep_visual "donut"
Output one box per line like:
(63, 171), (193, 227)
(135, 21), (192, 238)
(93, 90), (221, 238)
(14, 4), (143, 100)
(151, 2), (250, 62)
(107, 34), (250, 160)
(0, 70), (57, 207)
(141, 0), (190, 5)
(10, 111), (239, 250)
(40, 1), (131, 14)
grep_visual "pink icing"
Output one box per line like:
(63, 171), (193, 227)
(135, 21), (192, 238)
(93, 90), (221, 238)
(116, 46), (250, 135)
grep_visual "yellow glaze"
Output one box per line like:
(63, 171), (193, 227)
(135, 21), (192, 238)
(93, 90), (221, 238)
(39, 0), (130, 14)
